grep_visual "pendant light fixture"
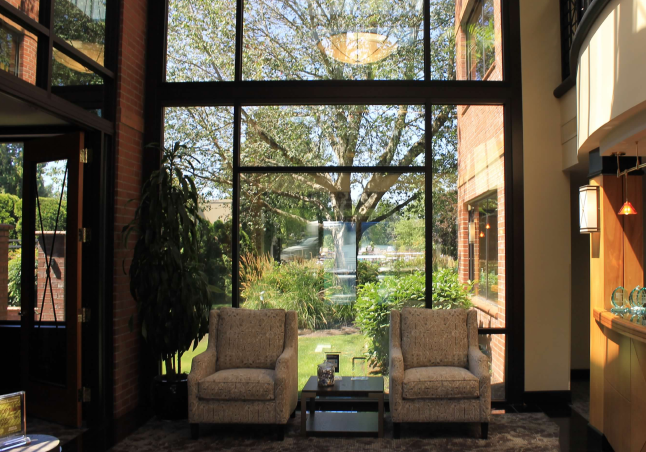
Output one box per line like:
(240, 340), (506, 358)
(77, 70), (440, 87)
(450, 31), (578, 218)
(618, 142), (639, 216)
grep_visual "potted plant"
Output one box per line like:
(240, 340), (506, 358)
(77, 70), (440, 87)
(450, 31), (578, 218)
(123, 143), (212, 419)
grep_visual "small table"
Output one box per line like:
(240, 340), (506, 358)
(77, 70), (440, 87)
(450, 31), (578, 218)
(7, 435), (61, 452)
(301, 376), (384, 438)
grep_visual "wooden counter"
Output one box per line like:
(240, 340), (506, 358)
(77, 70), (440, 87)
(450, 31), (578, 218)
(591, 309), (646, 452)
(593, 309), (646, 343)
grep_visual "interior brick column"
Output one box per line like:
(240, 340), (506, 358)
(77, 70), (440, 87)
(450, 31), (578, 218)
(0, 224), (15, 321)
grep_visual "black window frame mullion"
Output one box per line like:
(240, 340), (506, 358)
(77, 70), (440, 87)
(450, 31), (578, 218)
(232, 103), (242, 308)
(36, 0), (53, 91)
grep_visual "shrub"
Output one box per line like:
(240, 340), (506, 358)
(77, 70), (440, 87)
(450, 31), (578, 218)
(0, 194), (20, 239)
(241, 254), (332, 330)
(355, 272), (425, 375)
(357, 260), (379, 286)
(355, 269), (473, 375)
(432, 268), (473, 310)
(7, 250), (21, 307)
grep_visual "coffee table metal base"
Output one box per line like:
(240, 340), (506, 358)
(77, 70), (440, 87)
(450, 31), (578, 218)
(300, 381), (384, 438)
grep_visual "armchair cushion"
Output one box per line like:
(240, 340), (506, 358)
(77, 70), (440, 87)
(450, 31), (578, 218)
(403, 366), (479, 399)
(216, 307), (285, 370)
(401, 308), (468, 369)
(198, 368), (275, 401)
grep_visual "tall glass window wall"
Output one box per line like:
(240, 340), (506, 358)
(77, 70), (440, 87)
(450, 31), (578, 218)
(160, 0), (514, 400)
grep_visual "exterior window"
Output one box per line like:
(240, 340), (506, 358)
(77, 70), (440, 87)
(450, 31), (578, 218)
(466, 0), (495, 80)
(0, 23), (20, 77)
(468, 194), (498, 303)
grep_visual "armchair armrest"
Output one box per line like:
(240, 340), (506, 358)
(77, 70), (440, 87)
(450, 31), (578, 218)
(468, 345), (491, 421)
(188, 346), (216, 383)
(275, 311), (298, 423)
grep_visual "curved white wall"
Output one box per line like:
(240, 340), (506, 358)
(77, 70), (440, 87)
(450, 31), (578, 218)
(577, 0), (646, 155)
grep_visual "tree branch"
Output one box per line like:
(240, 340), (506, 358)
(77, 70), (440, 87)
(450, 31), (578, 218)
(371, 192), (422, 223)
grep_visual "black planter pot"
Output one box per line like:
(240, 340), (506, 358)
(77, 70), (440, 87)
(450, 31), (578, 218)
(151, 374), (188, 420)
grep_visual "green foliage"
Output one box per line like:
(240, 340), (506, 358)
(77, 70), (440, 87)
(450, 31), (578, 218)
(0, 144), (23, 197)
(357, 260), (380, 286)
(51, 0), (106, 87)
(122, 143), (212, 376)
(241, 254), (332, 330)
(0, 194), (20, 239)
(393, 218), (425, 251)
(198, 219), (231, 305)
(355, 272), (426, 375)
(13, 197), (68, 239)
(431, 268), (473, 310)
(7, 250), (22, 307)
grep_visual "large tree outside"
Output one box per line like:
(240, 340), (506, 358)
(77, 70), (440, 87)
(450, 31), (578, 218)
(163, 0), (502, 389)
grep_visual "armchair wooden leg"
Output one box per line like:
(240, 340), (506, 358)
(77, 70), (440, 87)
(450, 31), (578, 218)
(276, 424), (285, 441)
(393, 422), (401, 439)
(190, 423), (199, 440)
(481, 422), (489, 440)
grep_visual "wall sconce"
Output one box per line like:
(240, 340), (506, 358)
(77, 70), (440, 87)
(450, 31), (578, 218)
(579, 185), (599, 233)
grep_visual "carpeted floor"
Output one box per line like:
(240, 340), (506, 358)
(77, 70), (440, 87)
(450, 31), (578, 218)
(108, 412), (559, 452)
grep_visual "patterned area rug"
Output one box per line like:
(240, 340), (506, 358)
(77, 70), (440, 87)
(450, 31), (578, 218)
(109, 412), (559, 452)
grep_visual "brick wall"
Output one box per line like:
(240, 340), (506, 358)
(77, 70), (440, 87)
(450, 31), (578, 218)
(4, 0), (38, 84)
(112, 0), (148, 419)
(35, 232), (66, 322)
(0, 224), (14, 320)
(455, 0), (506, 396)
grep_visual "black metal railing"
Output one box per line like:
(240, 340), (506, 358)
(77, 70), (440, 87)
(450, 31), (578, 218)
(560, 0), (593, 80)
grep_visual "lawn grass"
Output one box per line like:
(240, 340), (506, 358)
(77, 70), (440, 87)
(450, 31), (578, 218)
(167, 332), (380, 393)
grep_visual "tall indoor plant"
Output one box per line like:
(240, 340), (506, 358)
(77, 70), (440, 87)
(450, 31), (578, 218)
(123, 143), (212, 419)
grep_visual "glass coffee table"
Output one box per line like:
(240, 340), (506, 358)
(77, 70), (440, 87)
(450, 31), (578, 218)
(300, 376), (384, 438)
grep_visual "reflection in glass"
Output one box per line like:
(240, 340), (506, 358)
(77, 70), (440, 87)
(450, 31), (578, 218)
(52, 56), (103, 86)
(240, 172), (425, 391)
(455, 0), (501, 81)
(241, 105), (425, 167)
(53, 0), (106, 68)
(166, 0), (236, 82)
(243, 0), (423, 81)
(0, 17), (38, 84)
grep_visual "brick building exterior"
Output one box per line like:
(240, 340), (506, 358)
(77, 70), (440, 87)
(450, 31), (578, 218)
(35, 232), (66, 322)
(2, 0), (38, 84)
(455, 0), (506, 396)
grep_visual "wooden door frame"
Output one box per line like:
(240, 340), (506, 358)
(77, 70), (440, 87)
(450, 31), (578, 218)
(20, 132), (84, 427)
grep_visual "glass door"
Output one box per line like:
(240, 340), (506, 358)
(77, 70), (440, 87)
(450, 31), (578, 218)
(20, 133), (84, 427)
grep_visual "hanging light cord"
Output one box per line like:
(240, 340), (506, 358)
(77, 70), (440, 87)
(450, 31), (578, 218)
(616, 141), (642, 178)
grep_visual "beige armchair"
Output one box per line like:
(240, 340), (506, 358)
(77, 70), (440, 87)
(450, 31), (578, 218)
(188, 307), (298, 440)
(389, 307), (491, 439)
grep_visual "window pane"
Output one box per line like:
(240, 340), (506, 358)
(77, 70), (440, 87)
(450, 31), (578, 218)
(243, 0), (423, 81)
(53, 0), (106, 68)
(164, 106), (234, 307)
(166, 0), (236, 82)
(160, 107), (234, 374)
(239, 172), (425, 392)
(0, 15), (38, 84)
(432, 104), (504, 327)
(52, 53), (104, 86)
(241, 105), (425, 167)
(455, 0), (502, 81)
(1, 143), (23, 321)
